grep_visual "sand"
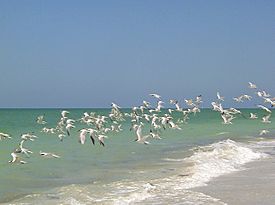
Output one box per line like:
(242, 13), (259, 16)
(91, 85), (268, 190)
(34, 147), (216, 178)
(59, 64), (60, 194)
(193, 156), (275, 205)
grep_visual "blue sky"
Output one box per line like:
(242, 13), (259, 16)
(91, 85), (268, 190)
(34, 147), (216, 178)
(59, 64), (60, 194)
(0, 1), (274, 108)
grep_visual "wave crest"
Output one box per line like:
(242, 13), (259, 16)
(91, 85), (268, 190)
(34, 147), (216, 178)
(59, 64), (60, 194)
(181, 139), (268, 188)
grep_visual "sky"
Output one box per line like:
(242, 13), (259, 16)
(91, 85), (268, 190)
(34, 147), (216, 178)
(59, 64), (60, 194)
(0, 0), (274, 108)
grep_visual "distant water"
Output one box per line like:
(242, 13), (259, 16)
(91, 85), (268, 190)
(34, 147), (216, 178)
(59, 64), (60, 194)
(0, 109), (274, 204)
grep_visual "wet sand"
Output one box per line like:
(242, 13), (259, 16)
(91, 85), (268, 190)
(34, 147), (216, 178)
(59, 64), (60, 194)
(193, 156), (275, 205)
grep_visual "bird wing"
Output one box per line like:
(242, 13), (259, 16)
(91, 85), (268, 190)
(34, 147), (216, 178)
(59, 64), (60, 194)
(79, 133), (86, 144)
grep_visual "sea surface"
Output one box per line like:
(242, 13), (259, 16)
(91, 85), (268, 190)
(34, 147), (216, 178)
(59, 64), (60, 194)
(0, 108), (274, 205)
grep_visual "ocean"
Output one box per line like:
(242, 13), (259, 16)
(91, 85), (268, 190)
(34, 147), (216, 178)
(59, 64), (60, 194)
(0, 108), (274, 205)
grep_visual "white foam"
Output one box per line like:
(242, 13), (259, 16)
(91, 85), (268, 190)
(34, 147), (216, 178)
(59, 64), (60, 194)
(113, 189), (152, 205)
(64, 197), (86, 205)
(252, 139), (275, 148)
(180, 139), (268, 189)
(162, 158), (186, 162)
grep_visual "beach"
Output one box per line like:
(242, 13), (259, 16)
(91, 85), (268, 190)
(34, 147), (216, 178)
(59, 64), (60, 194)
(194, 142), (275, 205)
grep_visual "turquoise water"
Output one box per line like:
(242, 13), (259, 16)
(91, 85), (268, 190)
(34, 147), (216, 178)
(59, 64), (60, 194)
(0, 108), (274, 204)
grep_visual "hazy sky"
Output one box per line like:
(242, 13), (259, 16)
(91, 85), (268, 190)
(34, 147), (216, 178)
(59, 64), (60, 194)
(0, 1), (274, 108)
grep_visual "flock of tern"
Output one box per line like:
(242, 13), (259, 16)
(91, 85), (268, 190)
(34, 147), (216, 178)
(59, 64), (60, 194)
(1, 82), (274, 165)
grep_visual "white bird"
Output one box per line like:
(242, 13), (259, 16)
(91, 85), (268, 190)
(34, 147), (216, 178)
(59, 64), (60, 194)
(227, 108), (241, 115)
(155, 100), (164, 112)
(170, 99), (182, 111)
(256, 91), (263, 97)
(135, 124), (150, 145)
(262, 91), (271, 98)
(111, 102), (121, 110)
(39, 151), (60, 158)
(41, 127), (55, 134)
(195, 95), (203, 105)
(189, 106), (201, 115)
(58, 133), (66, 142)
(221, 113), (235, 124)
(241, 94), (252, 101)
(143, 114), (151, 122)
(262, 114), (271, 123)
(81, 112), (90, 122)
(149, 130), (161, 139)
(263, 97), (275, 107)
(249, 113), (258, 119)
(61, 110), (70, 118)
(36, 115), (47, 124)
(185, 99), (195, 107)
(21, 133), (38, 141)
(248, 82), (257, 89)
(87, 128), (98, 145)
(0, 132), (12, 140)
(143, 100), (151, 108)
(78, 129), (88, 144)
(65, 123), (75, 136)
(66, 119), (75, 124)
(98, 135), (108, 147)
(15, 140), (33, 157)
(216, 92), (224, 101)
(259, 129), (269, 135)
(8, 152), (27, 164)
(149, 93), (161, 99)
(168, 120), (182, 130)
(211, 102), (224, 113)
(233, 96), (243, 103)
(257, 105), (272, 113)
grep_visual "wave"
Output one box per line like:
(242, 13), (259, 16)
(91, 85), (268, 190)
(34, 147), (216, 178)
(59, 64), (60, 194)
(5, 139), (269, 205)
(179, 139), (268, 189)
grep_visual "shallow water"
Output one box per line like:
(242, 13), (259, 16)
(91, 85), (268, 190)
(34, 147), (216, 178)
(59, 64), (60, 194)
(0, 108), (274, 204)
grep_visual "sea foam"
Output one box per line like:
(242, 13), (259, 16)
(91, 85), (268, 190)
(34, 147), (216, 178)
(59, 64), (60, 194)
(180, 139), (268, 189)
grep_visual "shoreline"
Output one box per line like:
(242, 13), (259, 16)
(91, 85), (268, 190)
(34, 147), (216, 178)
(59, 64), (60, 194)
(193, 155), (275, 205)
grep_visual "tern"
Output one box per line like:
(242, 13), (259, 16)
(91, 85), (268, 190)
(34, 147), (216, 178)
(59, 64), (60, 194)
(135, 124), (150, 145)
(9, 152), (27, 164)
(221, 113), (235, 124)
(259, 129), (269, 135)
(0, 132), (12, 140)
(98, 135), (108, 146)
(248, 82), (257, 89)
(211, 102), (223, 113)
(36, 115), (47, 124)
(40, 151), (61, 158)
(143, 100), (151, 108)
(87, 128), (98, 145)
(263, 97), (275, 107)
(78, 129), (88, 144)
(185, 99), (195, 107)
(233, 96), (243, 103)
(58, 133), (66, 142)
(111, 102), (121, 111)
(149, 130), (161, 139)
(262, 114), (271, 123)
(155, 100), (164, 112)
(61, 110), (70, 118)
(257, 105), (272, 113)
(249, 113), (258, 119)
(21, 133), (38, 141)
(150, 93), (161, 99)
(65, 123), (75, 136)
(15, 140), (33, 157)
(195, 95), (203, 105)
(170, 99), (182, 111)
(240, 94), (252, 101)
(216, 92), (224, 101)
(168, 120), (182, 130)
